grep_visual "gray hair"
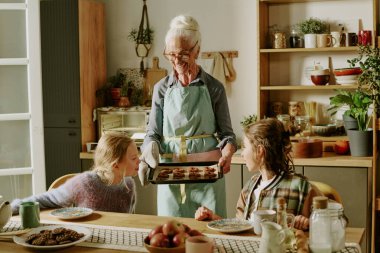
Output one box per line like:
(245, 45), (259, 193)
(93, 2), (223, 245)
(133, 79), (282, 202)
(165, 15), (201, 47)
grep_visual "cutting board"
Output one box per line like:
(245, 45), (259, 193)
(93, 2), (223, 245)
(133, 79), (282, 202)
(144, 57), (167, 106)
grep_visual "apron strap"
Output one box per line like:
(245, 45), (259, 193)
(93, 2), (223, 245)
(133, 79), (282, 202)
(163, 134), (214, 160)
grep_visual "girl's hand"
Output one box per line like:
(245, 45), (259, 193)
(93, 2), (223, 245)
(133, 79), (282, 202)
(195, 206), (215, 221)
(294, 215), (309, 231)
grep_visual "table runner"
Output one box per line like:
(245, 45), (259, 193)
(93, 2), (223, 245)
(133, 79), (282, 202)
(2, 220), (361, 253)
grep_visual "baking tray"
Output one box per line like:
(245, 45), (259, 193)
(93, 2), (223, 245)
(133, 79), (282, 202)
(148, 161), (223, 184)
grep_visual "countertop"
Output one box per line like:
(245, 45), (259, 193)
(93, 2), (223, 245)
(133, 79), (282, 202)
(80, 151), (373, 168)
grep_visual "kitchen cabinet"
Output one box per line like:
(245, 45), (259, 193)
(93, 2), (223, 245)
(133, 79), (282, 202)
(0, 1), (45, 198)
(40, 0), (106, 187)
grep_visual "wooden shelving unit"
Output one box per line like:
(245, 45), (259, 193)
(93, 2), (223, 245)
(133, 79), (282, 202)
(257, 0), (378, 252)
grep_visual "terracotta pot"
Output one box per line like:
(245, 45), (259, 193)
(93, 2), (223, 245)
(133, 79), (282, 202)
(118, 96), (131, 107)
(111, 88), (121, 100)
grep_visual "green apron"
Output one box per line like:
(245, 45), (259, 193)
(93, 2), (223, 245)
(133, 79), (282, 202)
(157, 84), (226, 218)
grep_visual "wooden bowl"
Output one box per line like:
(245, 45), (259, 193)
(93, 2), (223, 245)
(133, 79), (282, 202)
(144, 237), (185, 253)
(292, 139), (323, 158)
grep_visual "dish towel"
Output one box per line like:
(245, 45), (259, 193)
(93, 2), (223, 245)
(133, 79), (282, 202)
(211, 53), (236, 86)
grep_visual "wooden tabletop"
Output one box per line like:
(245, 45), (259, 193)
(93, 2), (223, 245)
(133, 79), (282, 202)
(0, 209), (365, 253)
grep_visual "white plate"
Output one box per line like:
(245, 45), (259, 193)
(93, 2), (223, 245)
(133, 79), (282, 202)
(207, 218), (253, 233)
(13, 225), (91, 250)
(50, 207), (93, 220)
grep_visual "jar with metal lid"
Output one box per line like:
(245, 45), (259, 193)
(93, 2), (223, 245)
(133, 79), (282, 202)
(277, 114), (291, 132)
(328, 202), (346, 252)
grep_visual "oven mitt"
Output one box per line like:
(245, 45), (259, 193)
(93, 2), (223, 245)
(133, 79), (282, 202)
(138, 141), (159, 186)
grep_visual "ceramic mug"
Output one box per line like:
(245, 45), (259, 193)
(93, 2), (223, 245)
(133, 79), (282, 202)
(358, 30), (372, 46)
(330, 31), (342, 48)
(317, 34), (333, 48)
(20, 201), (40, 228)
(251, 209), (277, 235)
(345, 32), (358, 46)
(186, 236), (214, 253)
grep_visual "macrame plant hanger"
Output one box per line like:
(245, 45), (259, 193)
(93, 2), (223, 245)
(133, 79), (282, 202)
(136, 0), (152, 72)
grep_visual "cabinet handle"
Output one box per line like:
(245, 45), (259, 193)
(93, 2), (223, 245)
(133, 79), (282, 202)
(68, 132), (77, 136)
(68, 119), (76, 124)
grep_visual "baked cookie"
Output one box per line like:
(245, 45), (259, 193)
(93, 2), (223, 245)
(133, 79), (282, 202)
(173, 168), (186, 174)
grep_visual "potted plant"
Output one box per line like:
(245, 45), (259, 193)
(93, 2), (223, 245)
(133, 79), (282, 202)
(240, 114), (257, 129)
(297, 17), (328, 48)
(128, 28), (154, 60)
(118, 82), (131, 108)
(328, 89), (373, 156)
(108, 72), (125, 106)
(347, 45), (380, 114)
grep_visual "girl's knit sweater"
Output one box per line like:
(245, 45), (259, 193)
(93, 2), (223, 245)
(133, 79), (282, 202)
(11, 171), (136, 214)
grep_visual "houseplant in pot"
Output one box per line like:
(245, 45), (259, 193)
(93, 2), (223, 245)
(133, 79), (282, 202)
(297, 17), (328, 48)
(328, 89), (373, 156)
(118, 82), (131, 108)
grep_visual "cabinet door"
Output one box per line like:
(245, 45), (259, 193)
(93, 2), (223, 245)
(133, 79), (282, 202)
(40, 0), (80, 128)
(304, 166), (369, 252)
(44, 128), (81, 187)
(225, 165), (243, 218)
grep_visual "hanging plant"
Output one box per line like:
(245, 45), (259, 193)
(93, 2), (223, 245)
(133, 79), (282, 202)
(129, 0), (153, 72)
(128, 28), (154, 45)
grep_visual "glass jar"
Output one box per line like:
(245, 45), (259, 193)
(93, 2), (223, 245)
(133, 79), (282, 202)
(289, 29), (303, 48)
(294, 116), (311, 136)
(329, 202), (346, 252)
(277, 114), (291, 132)
(309, 196), (332, 253)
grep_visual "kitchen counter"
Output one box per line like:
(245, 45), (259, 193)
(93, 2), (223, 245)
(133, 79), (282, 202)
(80, 151), (373, 168)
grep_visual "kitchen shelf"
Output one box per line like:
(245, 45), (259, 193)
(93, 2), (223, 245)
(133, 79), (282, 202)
(260, 47), (358, 53)
(260, 0), (334, 3)
(290, 136), (348, 142)
(260, 85), (358, 91)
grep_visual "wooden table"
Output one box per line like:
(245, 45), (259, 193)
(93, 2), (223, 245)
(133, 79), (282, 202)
(0, 209), (365, 253)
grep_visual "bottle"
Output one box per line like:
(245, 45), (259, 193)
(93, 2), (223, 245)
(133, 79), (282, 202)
(309, 196), (332, 253)
(276, 197), (296, 251)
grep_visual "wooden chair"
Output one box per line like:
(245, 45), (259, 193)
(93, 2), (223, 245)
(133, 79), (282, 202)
(310, 181), (343, 204)
(48, 173), (79, 191)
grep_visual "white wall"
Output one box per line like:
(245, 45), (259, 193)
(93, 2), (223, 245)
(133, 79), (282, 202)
(105, 0), (258, 142)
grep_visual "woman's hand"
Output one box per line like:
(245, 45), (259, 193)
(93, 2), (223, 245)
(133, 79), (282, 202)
(195, 206), (221, 221)
(219, 143), (235, 174)
(294, 215), (309, 231)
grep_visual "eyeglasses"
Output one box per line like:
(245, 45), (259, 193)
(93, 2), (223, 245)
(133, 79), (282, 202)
(163, 41), (198, 62)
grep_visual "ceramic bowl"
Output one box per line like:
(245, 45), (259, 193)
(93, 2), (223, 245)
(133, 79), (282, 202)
(312, 124), (337, 136)
(144, 237), (185, 253)
(311, 74), (330, 85)
(292, 139), (323, 158)
(310, 69), (330, 75)
(333, 67), (362, 76)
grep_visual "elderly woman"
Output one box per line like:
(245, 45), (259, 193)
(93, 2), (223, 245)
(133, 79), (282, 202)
(138, 15), (237, 218)
(196, 118), (323, 231)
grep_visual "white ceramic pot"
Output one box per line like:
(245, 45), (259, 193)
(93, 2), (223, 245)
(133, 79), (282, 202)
(304, 34), (317, 48)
